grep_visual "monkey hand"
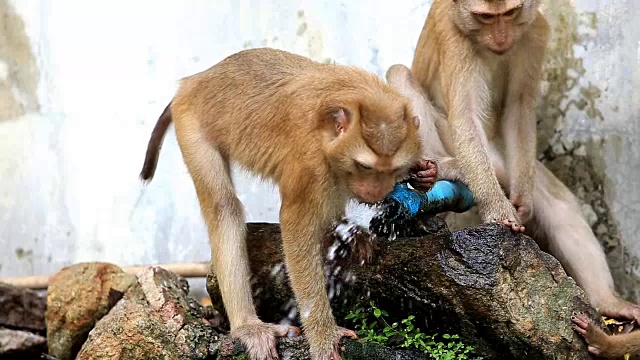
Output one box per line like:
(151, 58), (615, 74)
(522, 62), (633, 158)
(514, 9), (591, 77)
(409, 159), (438, 192)
(510, 192), (533, 224)
(232, 320), (301, 360)
(571, 311), (614, 357)
(484, 200), (525, 233)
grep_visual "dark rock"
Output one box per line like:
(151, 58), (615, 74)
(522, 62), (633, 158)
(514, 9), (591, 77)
(0, 282), (47, 333)
(206, 220), (597, 359)
(0, 327), (47, 359)
(45, 262), (137, 360)
(216, 336), (429, 360)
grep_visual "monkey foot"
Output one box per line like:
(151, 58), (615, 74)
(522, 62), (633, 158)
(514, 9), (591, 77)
(232, 321), (301, 360)
(489, 218), (525, 233)
(310, 326), (358, 360)
(409, 159), (438, 192)
(571, 311), (609, 356)
(599, 297), (640, 324)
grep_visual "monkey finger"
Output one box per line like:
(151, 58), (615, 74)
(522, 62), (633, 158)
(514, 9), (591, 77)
(339, 327), (359, 339)
(412, 169), (438, 179)
(572, 324), (589, 337)
(410, 159), (432, 172)
(571, 312), (591, 327)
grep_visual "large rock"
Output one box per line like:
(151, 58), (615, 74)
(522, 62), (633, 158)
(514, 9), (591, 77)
(45, 262), (137, 360)
(0, 282), (46, 333)
(206, 220), (597, 359)
(76, 267), (220, 360)
(76, 265), (428, 360)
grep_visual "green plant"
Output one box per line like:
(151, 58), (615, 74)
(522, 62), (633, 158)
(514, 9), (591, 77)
(345, 300), (483, 360)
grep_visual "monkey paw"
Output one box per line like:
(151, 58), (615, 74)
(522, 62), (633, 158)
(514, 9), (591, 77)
(409, 159), (438, 192)
(310, 326), (358, 360)
(232, 321), (301, 360)
(571, 311), (610, 356)
(487, 216), (525, 233)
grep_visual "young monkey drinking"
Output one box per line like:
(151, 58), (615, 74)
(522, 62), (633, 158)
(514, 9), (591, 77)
(386, 0), (640, 325)
(139, 47), (425, 360)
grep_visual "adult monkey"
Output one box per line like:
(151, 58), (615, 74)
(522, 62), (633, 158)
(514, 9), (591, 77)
(386, 0), (640, 322)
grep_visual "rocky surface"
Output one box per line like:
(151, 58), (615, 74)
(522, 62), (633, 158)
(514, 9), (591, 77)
(207, 220), (599, 359)
(0, 328), (47, 359)
(0, 282), (46, 332)
(45, 262), (137, 360)
(14, 217), (603, 359)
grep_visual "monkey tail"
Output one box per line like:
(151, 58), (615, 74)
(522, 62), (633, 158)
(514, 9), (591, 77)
(139, 102), (173, 182)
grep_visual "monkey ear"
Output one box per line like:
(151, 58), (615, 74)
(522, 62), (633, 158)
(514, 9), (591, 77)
(412, 115), (420, 128)
(328, 107), (350, 135)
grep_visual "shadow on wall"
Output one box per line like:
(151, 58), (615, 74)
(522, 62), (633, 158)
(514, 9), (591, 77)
(538, 0), (640, 302)
(0, 0), (39, 121)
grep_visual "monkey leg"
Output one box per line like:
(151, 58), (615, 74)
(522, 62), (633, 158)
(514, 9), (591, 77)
(279, 191), (357, 360)
(528, 161), (640, 323)
(175, 125), (298, 360)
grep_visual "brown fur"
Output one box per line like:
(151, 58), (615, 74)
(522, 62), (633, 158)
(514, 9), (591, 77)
(387, 0), (640, 326)
(572, 312), (640, 358)
(140, 47), (422, 360)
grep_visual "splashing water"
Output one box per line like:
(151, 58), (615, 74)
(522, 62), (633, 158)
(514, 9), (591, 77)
(344, 199), (382, 231)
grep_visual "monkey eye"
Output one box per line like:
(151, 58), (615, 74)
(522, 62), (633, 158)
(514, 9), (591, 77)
(502, 5), (522, 19)
(354, 161), (373, 171)
(473, 12), (496, 24)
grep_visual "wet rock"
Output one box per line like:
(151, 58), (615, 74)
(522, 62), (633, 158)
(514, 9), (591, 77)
(45, 262), (137, 360)
(206, 221), (596, 359)
(216, 336), (429, 360)
(0, 328), (47, 359)
(0, 282), (46, 332)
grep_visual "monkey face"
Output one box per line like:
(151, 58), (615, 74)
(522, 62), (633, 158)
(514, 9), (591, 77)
(452, 0), (540, 55)
(323, 101), (422, 204)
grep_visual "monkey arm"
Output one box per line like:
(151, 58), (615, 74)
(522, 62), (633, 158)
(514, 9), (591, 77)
(384, 64), (465, 184)
(446, 79), (518, 224)
(501, 28), (548, 223)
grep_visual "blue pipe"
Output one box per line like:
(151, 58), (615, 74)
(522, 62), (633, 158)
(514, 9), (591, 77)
(377, 180), (476, 223)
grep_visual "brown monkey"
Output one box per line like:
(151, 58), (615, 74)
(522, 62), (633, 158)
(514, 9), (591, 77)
(140, 47), (423, 360)
(572, 311), (640, 358)
(387, 0), (640, 323)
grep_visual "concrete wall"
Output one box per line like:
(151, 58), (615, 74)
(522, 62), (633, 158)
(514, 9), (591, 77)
(1, 0), (639, 300)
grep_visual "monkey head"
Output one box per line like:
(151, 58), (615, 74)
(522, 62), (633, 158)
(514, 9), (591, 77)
(322, 94), (422, 204)
(451, 0), (542, 55)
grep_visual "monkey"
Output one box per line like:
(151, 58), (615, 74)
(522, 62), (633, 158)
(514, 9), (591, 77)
(139, 47), (424, 360)
(572, 311), (640, 358)
(385, 0), (640, 325)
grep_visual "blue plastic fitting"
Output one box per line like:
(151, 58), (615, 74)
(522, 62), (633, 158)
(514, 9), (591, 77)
(383, 179), (476, 221)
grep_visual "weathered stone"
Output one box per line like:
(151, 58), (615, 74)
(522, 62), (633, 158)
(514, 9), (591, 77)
(77, 266), (220, 360)
(76, 291), (181, 360)
(0, 327), (47, 359)
(0, 282), (46, 332)
(45, 262), (137, 360)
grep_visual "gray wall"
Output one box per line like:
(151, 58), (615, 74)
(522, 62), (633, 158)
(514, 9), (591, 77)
(0, 0), (638, 301)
